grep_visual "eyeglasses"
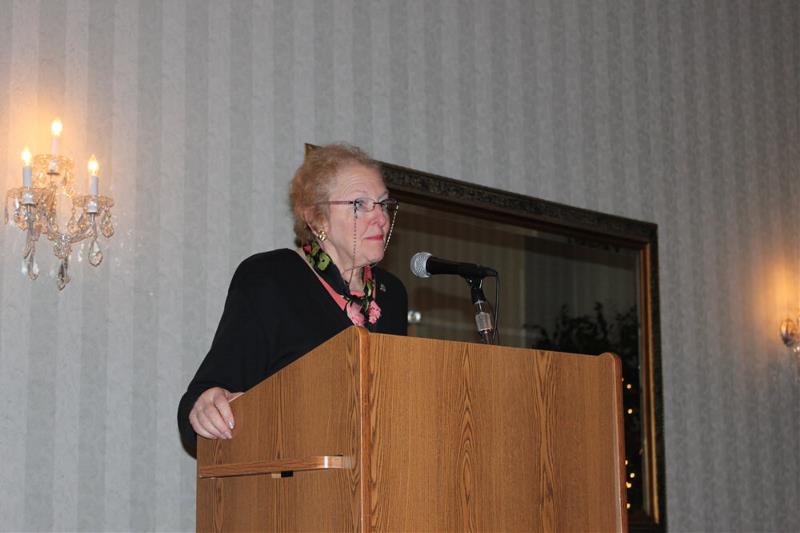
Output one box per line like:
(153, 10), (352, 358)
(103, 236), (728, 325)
(322, 198), (400, 215)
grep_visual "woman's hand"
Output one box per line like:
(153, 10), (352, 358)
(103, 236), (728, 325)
(189, 387), (243, 439)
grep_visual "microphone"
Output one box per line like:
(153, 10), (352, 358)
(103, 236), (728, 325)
(410, 252), (497, 280)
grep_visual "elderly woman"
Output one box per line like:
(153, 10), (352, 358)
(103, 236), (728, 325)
(178, 144), (407, 450)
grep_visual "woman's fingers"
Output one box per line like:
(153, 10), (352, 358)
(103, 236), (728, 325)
(189, 409), (217, 439)
(214, 393), (236, 431)
(200, 399), (232, 439)
(189, 387), (237, 439)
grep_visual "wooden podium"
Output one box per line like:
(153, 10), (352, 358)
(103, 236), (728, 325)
(197, 327), (627, 532)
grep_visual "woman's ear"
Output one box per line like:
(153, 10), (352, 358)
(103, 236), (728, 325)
(303, 207), (326, 236)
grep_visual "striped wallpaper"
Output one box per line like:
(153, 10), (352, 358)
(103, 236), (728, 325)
(0, 1), (798, 531)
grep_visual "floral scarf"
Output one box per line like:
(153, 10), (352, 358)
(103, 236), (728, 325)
(302, 243), (381, 328)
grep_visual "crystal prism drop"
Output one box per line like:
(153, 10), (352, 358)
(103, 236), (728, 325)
(89, 238), (103, 267)
(30, 257), (39, 280)
(23, 239), (33, 261)
(22, 233), (38, 280)
(24, 250), (39, 280)
(67, 215), (79, 236)
(57, 260), (69, 290)
(101, 214), (114, 238)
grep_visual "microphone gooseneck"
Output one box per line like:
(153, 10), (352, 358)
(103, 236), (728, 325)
(409, 251), (500, 345)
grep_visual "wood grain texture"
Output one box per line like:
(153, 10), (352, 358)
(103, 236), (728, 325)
(364, 334), (626, 532)
(196, 328), (367, 532)
(196, 328), (626, 532)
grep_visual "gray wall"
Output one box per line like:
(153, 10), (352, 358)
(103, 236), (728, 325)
(1, 1), (798, 531)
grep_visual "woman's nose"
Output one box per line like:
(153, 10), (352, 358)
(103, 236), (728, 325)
(368, 205), (388, 226)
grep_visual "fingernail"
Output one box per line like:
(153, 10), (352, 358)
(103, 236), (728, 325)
(225, 431), (232, 439)
(228, 420), (234, 430)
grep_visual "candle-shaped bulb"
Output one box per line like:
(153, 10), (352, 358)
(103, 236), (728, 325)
(88, 155), (99, 176)
(21, 147), (32, 188)
(51, 118), (63, 137)
(50, 118), (63, 156)
(88, 155), (99, 196)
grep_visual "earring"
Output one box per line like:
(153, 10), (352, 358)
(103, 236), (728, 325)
(317, 229), (327, 242)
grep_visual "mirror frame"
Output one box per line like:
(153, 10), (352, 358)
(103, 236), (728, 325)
(306, 145), (666, 531)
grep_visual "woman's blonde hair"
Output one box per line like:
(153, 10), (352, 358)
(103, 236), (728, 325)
(289, 143), (380, 245)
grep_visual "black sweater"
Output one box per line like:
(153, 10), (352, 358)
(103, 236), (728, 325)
(177, 248), (408, 453)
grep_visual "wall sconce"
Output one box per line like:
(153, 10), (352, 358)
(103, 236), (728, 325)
(4, 119), (115, 290)
(779, 317), (800, 352)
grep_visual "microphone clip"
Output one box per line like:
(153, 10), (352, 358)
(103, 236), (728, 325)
(469, 278), (494, 345)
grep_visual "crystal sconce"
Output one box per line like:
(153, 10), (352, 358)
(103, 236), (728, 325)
(780, 317), (800, 352)
(4, 119), (115, 290)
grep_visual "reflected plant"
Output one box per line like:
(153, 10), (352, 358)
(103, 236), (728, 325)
(529, 302), (645, 513)
(528, 302), (639, 363)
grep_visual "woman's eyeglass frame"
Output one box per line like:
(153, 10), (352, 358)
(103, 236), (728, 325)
(320, 198), (400, 215)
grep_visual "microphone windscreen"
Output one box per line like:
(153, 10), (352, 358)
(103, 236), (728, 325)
(410, 252), (432, 278)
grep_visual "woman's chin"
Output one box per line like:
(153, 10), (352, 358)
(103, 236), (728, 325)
(362, 250), (385, 265)
(366, 254), (384, 265)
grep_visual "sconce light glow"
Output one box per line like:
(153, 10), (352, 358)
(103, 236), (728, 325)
(88, 155), (99, 176)
(50, 118), (63, 137)
(21, 147), (32, 188)
(88, 155), (99, 196)
(50, 118), (63, 156)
